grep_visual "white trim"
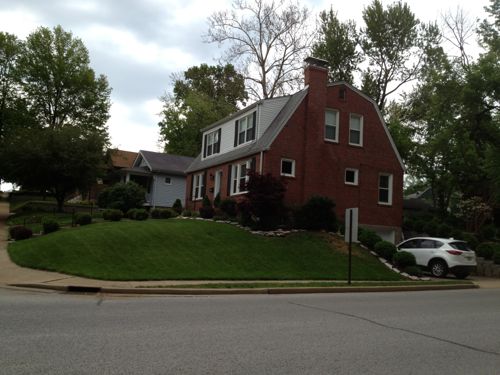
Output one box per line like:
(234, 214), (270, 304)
(235, 112), (256, 147)
(378, 173), (393, 205)
(230, 159), (251, 195)
(280, 158), (296, 177)
(324, 109), (339, 143)
(214, 170), (222, 197)
(344, 168), (358, 185)
(192, 172), (204, 200)
(349, 113), (363, 146)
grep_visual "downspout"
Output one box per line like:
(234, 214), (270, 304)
(151, 175), (156, 208)
(259, 151), (263, 174)
(258, 103), (263, 174)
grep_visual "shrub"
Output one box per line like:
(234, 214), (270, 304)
(423, 219), (438, 237)
(358, 229), (383, 250)
(102, 209), (123, 221)
(97, 181), (145, 213)
(75, 213), (92, 226)
(295, 196), (337, 231)
(220, 199), (237, 217)
(213, 193), (221, 208)
(451, 228), (463, 240)
(202, 195), (211, 208)
(127, 208), (148, 220)
(476, 242), (496, 260)
(493, 250), (500, 265)
(403, 265), (422, 277)
(437, 223), (453, 238)
(151, 208), (173, 219)
(182, 209), (192, 217)
(236, 200), (252, 227)
(393, 251), (417, 269)
(172, 199), (183, 214)
(9, 225), (33, 241)
(374, 240), (397, 260)
(461, 233), (479, 250)
(413, 219), (426, 234)
(42, 219), (60, 234)
(479, 224), (496, 241)
(199, 206), (215, 219)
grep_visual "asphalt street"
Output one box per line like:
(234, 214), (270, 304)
(1, 287), (499, 375)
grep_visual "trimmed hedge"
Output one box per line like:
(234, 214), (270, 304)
(42, 219), (60, 234)
(373, 240), (397, 260)
(219, 199), (237, 217)
(403, 265), (422, 277)
(126, 208), (149, 221)
(75, 213), (92, 226)
(102, 209), (124, 221)
(393, 251), (417, 269)
(476, 242), (496, 260)
(199, 206), (215, 219)
(358, 229), (382, 250)
(9, 225), (33, 241)
(151, 208), (175, 219)
(172, 199), (183, 214)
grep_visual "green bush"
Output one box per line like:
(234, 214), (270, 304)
(9, 225), (33, 241)
(374, 240), (397, 260)
(97, 182), (145, 213)
(476, 242), (497, 260)
(437, 223), (453, 238)
(213, 193), (221, 208)
(413, 219), (425, 234)
(295, 196), (337, 231)
(479, 224), (496, 241)
(102, 209), (123, 221)
(199, 206), (215, 219)
(42, 219), (60, 234)
(182, 209), (192, 217)
(202, 195), (211, 208)
(393, 251), (417, 269)
(75, 213), (92, 226)
(127, 208), (148, 221)
(220, 199), (237, 217)
(423, 219), (438, 237)
(493, 251), (500, 265)
(403, 265), (422, 277)
(358, 228), (383, 250)
(461, 233), (479, 250)
(151, 208), (175, 219)
(172, 199), (183, 214)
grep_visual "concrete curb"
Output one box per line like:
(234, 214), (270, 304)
(8, 283), (479, 295)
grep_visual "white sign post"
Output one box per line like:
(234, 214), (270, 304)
(345, 208), (359, 285)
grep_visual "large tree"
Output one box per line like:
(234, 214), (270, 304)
(311, 8), (361, 84)
(206, 0), (311, 99)
(0, 25), (111, 209)
(158, 63), (247, 157)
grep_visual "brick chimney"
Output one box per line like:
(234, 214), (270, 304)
(304, 56), (329, 88)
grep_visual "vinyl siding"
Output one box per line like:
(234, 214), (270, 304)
(151, 174), (186, 207)
(257, 96), (289, 138)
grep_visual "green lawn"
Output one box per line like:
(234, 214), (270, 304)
(8, 219), (403, 281)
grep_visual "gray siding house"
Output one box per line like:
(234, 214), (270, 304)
(121, 150), (194, 208)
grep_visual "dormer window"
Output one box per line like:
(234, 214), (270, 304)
(234, 111), (256, 147)
(203, 128), (221, 158)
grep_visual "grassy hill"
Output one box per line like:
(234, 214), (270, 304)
(8, 219), (402, 281)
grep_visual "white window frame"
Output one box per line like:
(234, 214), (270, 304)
(325, 109), (339, 142)
(214, 169), (222, 197)
(231, 160), (251, 195)
(192, 173), (204, 200)
(281, 158), (295, 177)
(344, 168), (358, 186)
(164, 176), (172, 185)
(349, 113), (363, 146)
(205, 129), (219, 157)
(236, 112), (255, 147)
(378, 173), (393, 205)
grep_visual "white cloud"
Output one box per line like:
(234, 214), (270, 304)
(0, 9), (40, 38)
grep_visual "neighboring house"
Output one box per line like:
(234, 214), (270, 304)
(122, 150), (194, 208)
(185, 57), (405, 242)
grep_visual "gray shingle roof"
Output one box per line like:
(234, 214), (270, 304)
(139, 150), (195, 176)
(186, 88), (308, 173)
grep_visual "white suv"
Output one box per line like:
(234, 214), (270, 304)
(396, 237), (477, 279)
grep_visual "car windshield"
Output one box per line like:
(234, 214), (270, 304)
(449, 241), (471, 251)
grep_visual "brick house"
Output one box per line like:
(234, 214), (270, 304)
(185, 57), (404, 242)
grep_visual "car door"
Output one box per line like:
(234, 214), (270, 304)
(417, 239), (444, 266)
(398, 239), (422, 265)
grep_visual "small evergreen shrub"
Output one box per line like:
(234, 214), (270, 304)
(358, 229), (383, 250)
(213, 193), (221, 208)
(403, 265), (422, 277)
(151, 208), (173, 219)
(172, 199), (183, 214)
(423, 220), (438, 237)
(102, 209), (123, 221)
(75, 213), (92, 226)
(199, 206), (215, 219)
(236, 200), (252, 227)
(437, 223), (453, 238)
(476, 242), (496, 260)
(479, 224), (496, 241)
(393, 251), (417, 269)
(461, 233), (479, 250)
(182, 209), (192, 217)
(374, 240), (397, 260)
(42, 219), (60, 234)
(127, 208), (148, 220)
(220, 198), (237, 217)
(9, 225), (33, 241)
(202, 195), (211, 207)
(413, 219), (426, 234)
(295, 196), (337, 231)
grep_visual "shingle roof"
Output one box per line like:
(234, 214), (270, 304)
(139, 150), (195, 176)
(186, 88), (308, 173)
(110, 149), (138, 168)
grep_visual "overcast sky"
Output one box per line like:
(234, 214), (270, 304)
(0, 0), (490, 154)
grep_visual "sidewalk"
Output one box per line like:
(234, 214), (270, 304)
(0, 200), (498, 294)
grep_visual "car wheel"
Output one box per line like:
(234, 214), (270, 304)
(429, 259), (448, 278)
(453, 270), (470, 279)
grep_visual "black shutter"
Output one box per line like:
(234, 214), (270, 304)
(227, 164), (232, 195)
(234, 120), (239, 147)
(251, 111), (257, 140)
(203, 134), (208, 158)
(189, 174), (194, 201)
(216, 128), (221, 153)
(250, 157), (256, 172)
(201, 172), (206, 197)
